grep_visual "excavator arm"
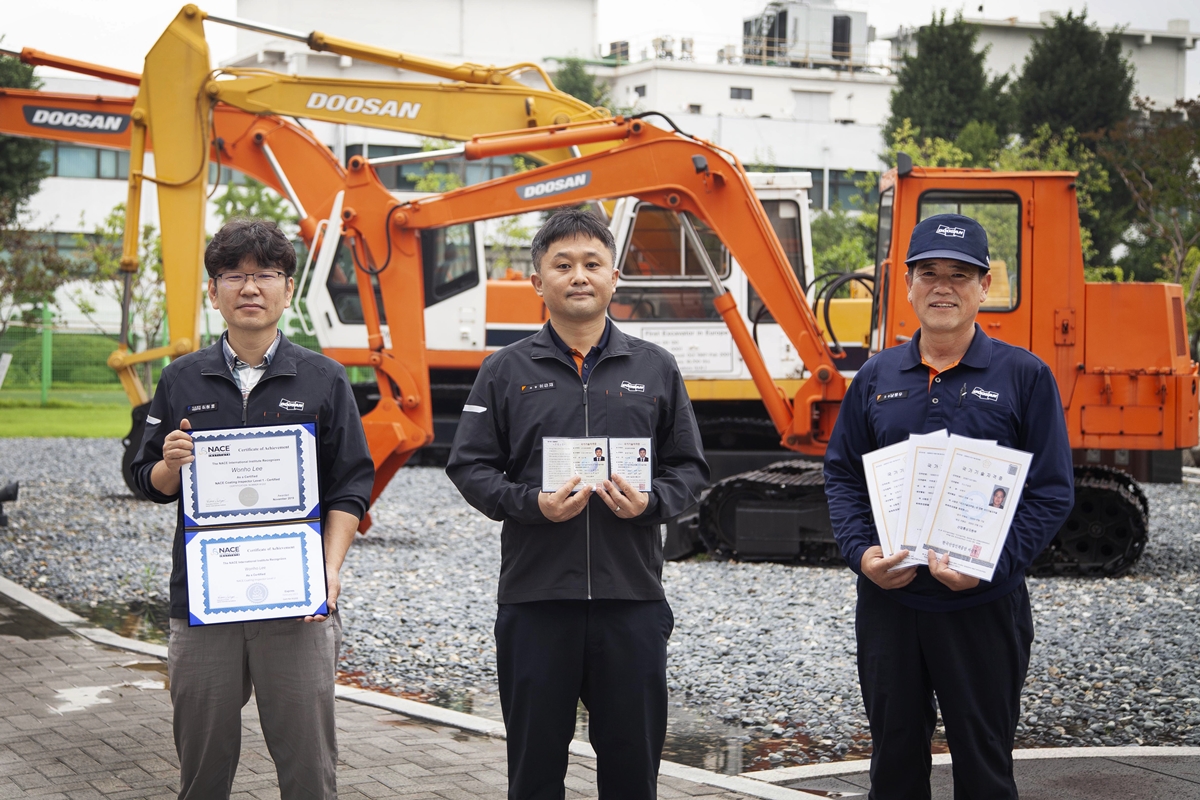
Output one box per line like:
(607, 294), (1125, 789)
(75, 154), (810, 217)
(351, 118), (848, 463)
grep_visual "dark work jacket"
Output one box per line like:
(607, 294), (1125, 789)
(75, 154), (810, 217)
(823, 326), (1074, 612)
(446, 322), (709, 604)
(131, 334), (375, 619)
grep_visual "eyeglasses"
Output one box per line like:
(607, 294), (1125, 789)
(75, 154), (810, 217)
(216, 270), (287, 288)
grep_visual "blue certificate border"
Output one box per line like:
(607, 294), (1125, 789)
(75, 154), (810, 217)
(188, 425), (312, 522)
(199, 530), (313, 615)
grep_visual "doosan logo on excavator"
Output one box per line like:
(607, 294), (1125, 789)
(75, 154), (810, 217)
(516, 171), (592, 200)
(24, 106), (129, 133)
(305, 92), (421, 119)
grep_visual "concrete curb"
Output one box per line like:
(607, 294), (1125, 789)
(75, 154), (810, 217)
(744, 745), (1200, 784)
(0, 573), (825, 799)
(0, 573), (168, 659)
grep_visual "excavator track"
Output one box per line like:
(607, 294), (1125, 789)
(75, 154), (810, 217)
(1028, 465), (1148, 577)
(698, 460), (841, 563)
(696, 461), (1150, 576)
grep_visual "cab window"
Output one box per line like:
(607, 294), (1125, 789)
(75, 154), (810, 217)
(747, 199), (805, 323)
(325, 235), (387, 324)
(422, 224), (479, 306)
(619, 205), (729, 279)
(917, 191), (1020, 312)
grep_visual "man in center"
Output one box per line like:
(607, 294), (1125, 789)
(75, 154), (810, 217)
(447, 208), (709, 799)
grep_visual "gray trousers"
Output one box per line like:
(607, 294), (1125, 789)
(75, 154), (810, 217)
(168, 612), (342, 800)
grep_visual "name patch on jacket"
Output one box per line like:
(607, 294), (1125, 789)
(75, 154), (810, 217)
(875, 390), (909, 404)
(186, 402), (219, 414)
(520, 381), (556, 394)
(279, 399), (305, 411)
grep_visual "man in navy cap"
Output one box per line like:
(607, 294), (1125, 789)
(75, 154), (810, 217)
(824, 214), (1074, 799)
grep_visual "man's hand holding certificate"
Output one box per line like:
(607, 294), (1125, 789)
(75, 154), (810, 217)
(861, 432), (1031, 583)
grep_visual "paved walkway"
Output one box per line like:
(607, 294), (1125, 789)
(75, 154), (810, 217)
(0, 594), (759, 800)
(5, 588), (1200, 799)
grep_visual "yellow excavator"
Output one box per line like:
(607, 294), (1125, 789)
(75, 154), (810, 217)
(107, 3), (614, 409)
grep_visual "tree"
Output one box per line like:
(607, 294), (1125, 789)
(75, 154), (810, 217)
(884, 12), (1014, 146)
(406, 139), (464, 193)
(810, 205), (874, 283)
(1012, 11), (1135, 262)
(0, 224), (74, 339)
(1013, 11), (1133, 145)
(1100, 98), (1200, 301)
(71, 204), (165, 394)
(553, 57), (610, 109)
(0, 50), (48, 225)
(0, 50), (77, 337)
(213, 177), (298, 230)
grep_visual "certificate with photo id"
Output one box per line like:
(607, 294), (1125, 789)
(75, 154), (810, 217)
(542, 437), (652, 492)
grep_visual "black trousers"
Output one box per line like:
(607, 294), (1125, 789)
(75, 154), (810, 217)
(856, 577), (1034, 800)
(495, 599), (673, 800)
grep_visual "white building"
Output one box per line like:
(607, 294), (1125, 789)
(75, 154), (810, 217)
(886, 13), (1197, 109)
(595, 58), (893, 208)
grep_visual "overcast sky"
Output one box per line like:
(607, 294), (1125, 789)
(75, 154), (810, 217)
(3, 0), (1196, 98)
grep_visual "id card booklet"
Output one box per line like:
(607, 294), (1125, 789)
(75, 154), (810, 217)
(542, 437), (652, 492)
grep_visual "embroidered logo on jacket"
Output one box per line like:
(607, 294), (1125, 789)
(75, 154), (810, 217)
(278, 399), (305, 411)
(875, 390), (909, 403)
(620, 381), (646, 393)
(186, 402), (218, 414)
(520, 381), (556, 394)
(972, 387), (1000, 402)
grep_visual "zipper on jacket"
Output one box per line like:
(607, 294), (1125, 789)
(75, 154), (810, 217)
(583, 380), (591, 600)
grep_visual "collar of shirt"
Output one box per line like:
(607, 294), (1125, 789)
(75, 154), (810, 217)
(221, 329), (282, 373)
(547, 319), (611, 382)
(899, 323), (993, 374)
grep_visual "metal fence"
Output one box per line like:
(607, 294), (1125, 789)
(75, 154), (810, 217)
(0, 319), (343, 404)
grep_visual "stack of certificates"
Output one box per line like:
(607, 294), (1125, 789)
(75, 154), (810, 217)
(181, 423), (328, 625)
(861, 431), (1033, 581)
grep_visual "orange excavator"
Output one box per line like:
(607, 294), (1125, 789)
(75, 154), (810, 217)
(7, 13), (1196, 576)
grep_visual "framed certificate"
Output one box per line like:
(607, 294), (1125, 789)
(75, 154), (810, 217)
(184, 522), (328, 625)
(182, 423), (319, 528)
(180, 423), (326, 625)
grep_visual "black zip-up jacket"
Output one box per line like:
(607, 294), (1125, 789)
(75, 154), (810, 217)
(446, 322), (709, 603)
(132, 334), (375, 619)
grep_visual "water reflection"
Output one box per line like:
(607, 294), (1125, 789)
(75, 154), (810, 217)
(70, 598), (170, 645)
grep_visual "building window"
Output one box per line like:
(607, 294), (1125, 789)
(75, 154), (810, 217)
(38, 141), (130, 181)
(730, 87), (753, 100)
(347, 144), (517, 191)
(688, 104), (702, 114)
(829, 169), (878, 210)
(634, 85), (647, 98)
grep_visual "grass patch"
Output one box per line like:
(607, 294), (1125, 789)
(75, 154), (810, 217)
(0, 404), (131, 437)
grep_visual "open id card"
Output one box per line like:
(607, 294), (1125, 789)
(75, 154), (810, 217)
(542, 437), (652, 492)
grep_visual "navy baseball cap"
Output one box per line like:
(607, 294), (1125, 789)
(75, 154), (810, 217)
(905, 213), (990, 271)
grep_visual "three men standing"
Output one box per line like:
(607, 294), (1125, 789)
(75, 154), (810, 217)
(133, 218), (374, 799)
(824, 214), (1075, 799)
(447, 209), (709, 799)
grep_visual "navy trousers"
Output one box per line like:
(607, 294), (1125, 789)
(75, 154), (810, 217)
(856, 577), (1034, 800)
(495, 599), (673, 800)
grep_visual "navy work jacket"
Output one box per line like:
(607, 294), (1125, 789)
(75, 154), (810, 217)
(446, 322), (709, 604)
(823, 325), (1074, 611)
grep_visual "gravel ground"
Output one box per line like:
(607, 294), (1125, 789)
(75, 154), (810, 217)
(2, 438), (1199, 772)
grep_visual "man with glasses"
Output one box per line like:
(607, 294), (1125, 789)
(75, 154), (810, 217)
(824, 214), (1074, 799)
(132, 218), (374, 799)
